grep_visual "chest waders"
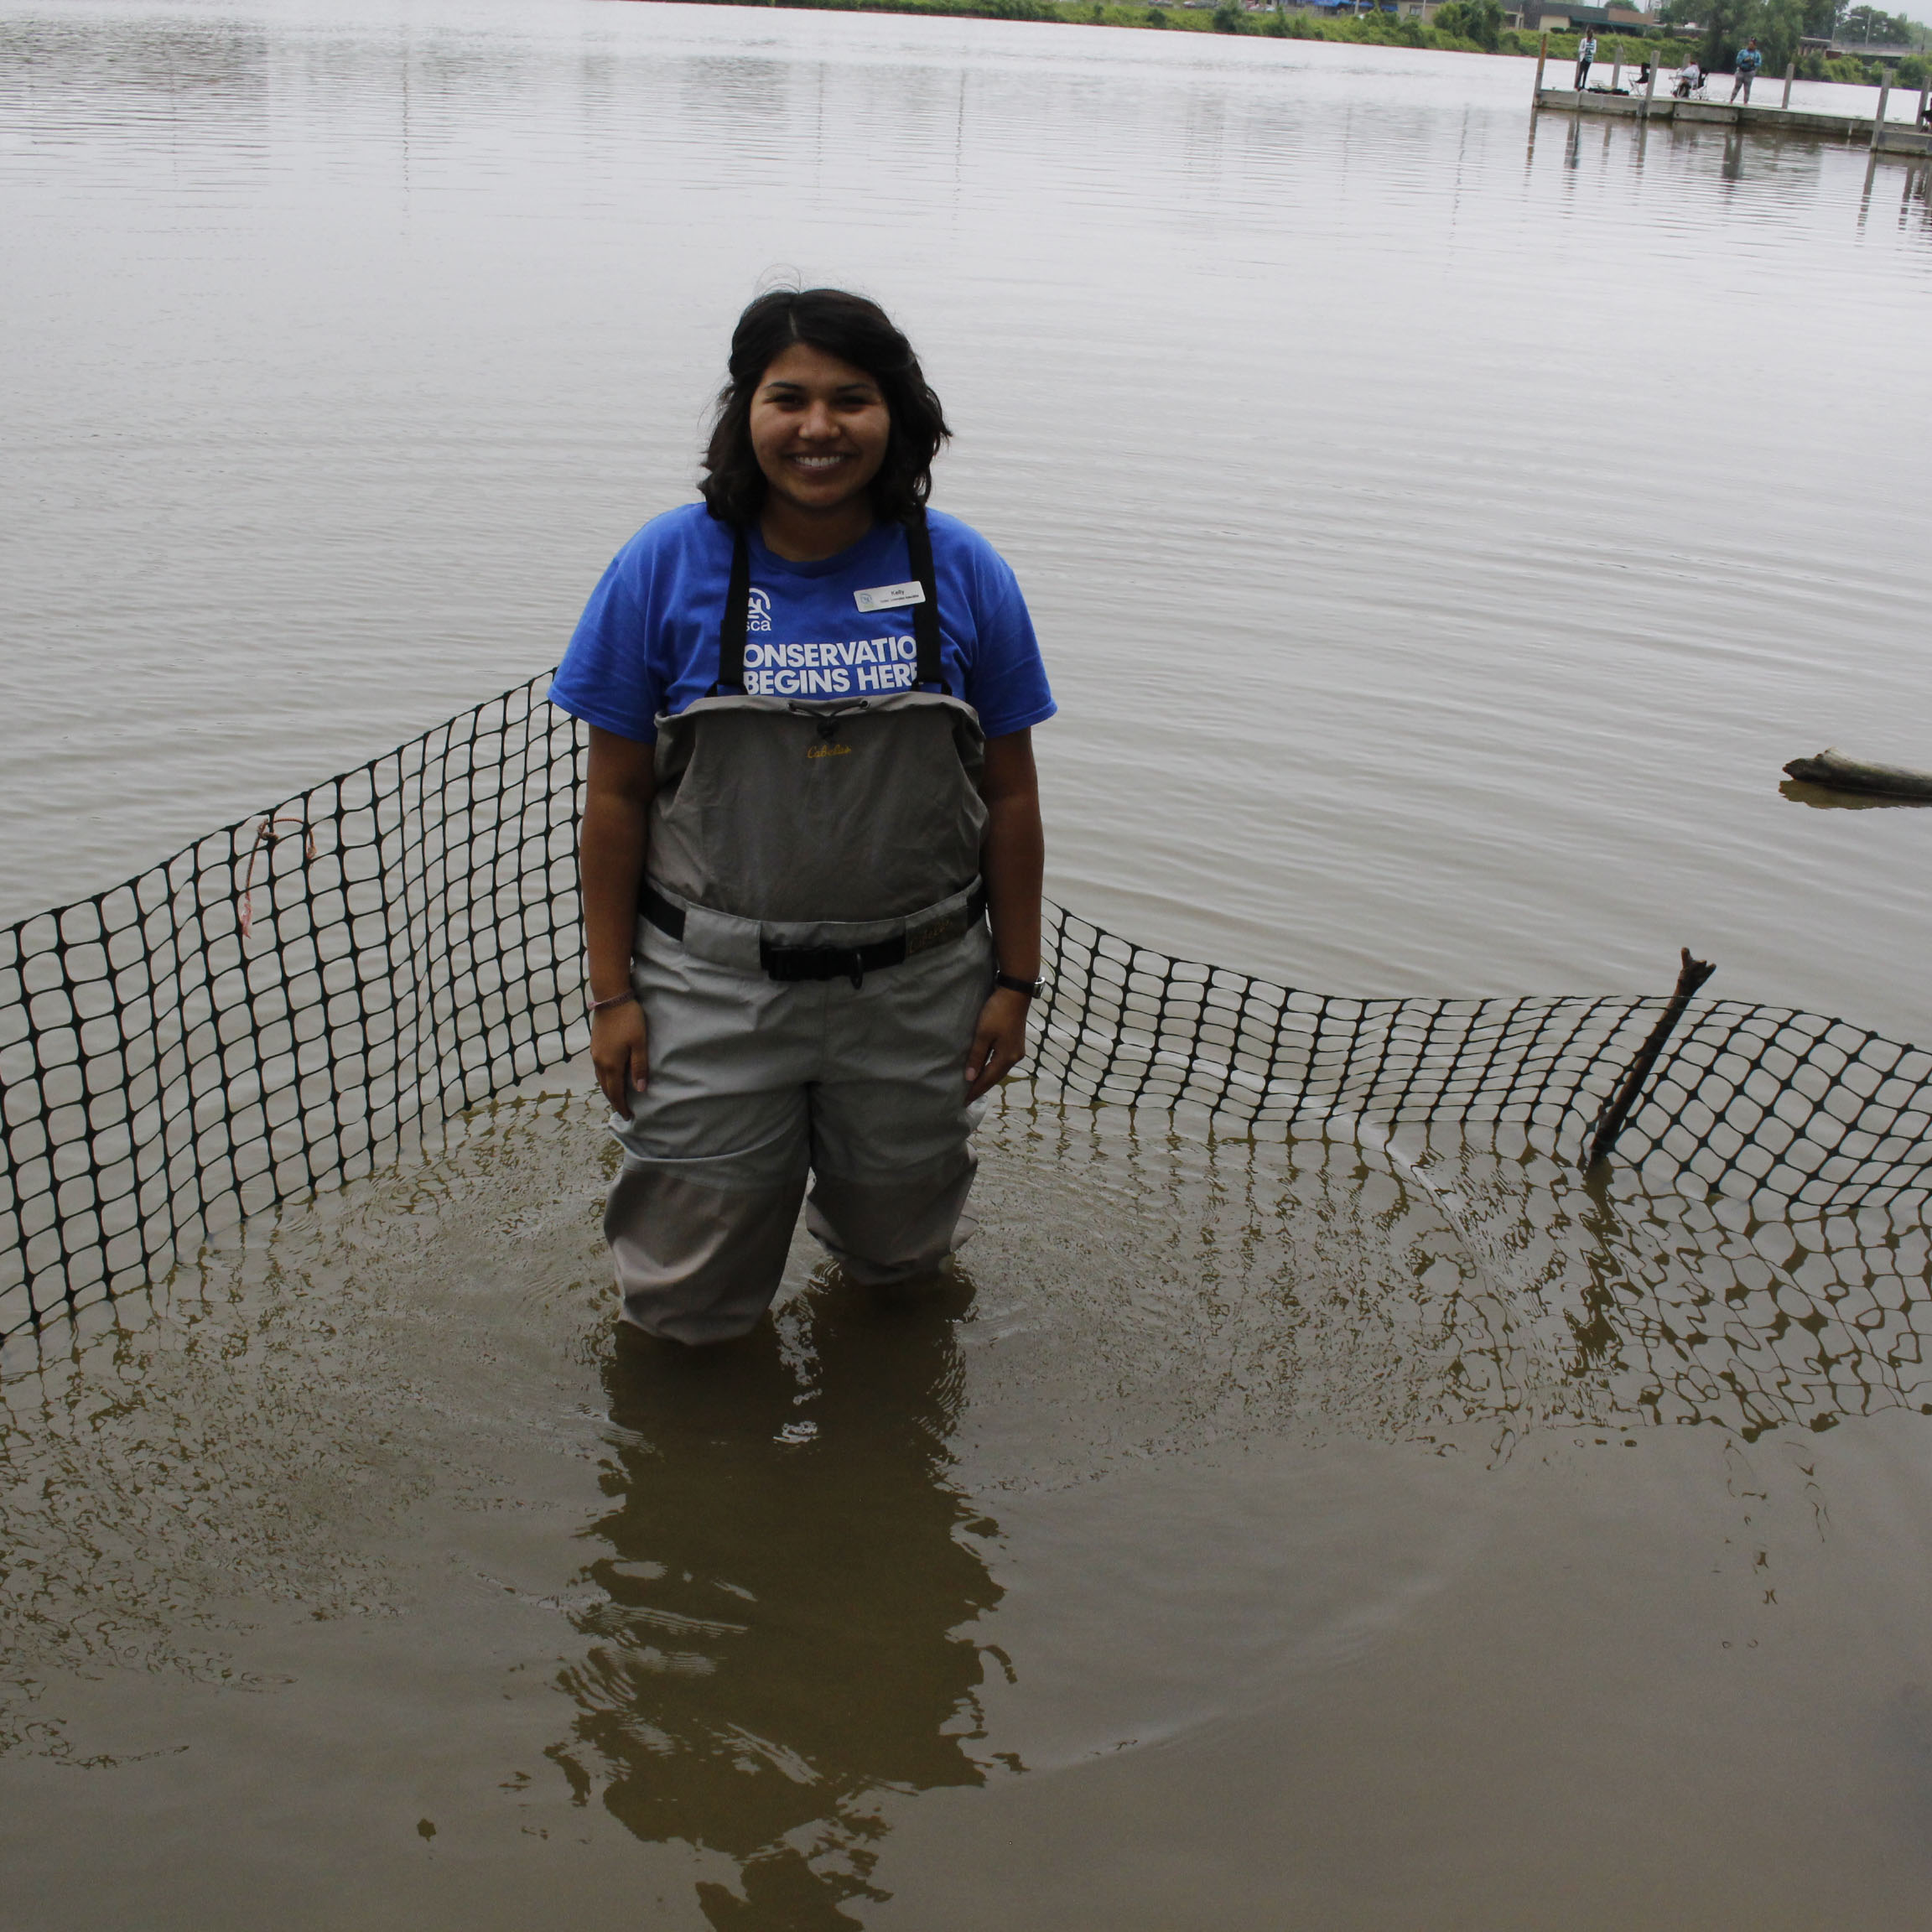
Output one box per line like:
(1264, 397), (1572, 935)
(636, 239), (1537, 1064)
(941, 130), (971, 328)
(604, 509), (997, 1345)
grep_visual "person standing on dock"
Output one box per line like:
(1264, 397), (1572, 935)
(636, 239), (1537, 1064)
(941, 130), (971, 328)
(1730, 38), (1763, 102)
(1574, 29), (1597, 90)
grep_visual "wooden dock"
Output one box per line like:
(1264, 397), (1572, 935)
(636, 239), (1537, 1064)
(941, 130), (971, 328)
(1532, 86), (1932, 158)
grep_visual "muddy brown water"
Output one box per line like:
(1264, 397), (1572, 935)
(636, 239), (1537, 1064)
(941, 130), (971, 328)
(4, 3), (1932, 1927)
(8, 1080), (1932, 1929)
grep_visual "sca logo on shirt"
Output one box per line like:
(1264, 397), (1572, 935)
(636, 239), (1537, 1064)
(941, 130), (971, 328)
(746, 587), (772, 633)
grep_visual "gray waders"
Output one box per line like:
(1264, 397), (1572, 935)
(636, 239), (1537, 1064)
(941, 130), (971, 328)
(605, 511), (994, 1344)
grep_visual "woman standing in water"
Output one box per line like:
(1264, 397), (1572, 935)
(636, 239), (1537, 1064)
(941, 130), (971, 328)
(550, 289), (1053, 1345)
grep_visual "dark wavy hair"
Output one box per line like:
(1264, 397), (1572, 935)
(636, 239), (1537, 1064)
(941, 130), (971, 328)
(700, 288), (952, 527)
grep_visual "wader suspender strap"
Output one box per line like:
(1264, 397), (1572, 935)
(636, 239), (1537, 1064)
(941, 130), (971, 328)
(714, 512), (945, 695)
(901, 509), (946, 693)
(715, 525), (756, 693)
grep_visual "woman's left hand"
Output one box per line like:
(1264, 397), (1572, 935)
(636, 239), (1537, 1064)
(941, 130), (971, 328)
(965, 987), (1031, 1103)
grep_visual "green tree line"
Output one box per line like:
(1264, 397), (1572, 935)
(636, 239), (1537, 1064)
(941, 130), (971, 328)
(710, 0), (1929, 75)
(1658, 0), (1929, 74)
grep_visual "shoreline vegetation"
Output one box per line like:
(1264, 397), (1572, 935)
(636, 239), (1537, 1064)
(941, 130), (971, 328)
(696, 0), (1929, 86)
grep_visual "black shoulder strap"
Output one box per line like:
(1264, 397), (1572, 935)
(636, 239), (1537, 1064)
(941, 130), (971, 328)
(902, 508), (946, 694)
(715, 524), (752, 694)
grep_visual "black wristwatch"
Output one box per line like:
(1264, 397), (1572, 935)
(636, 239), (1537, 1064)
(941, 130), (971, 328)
(994, 971), (1041, 999)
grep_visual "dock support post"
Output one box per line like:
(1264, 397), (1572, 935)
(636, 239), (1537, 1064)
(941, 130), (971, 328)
(1873, 69), (1893, 151)
(1642, 50), (1659, 117)
(1918, 80), (1929, 127)
(1781, 58), (1794, 109)
(1535, 30), (1548, 101)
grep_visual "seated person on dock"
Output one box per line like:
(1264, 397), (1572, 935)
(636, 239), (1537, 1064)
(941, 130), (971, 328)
(1674, 60), (1703, 97)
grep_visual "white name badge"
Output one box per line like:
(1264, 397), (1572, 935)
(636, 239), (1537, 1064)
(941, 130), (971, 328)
(854, 581), (926, 614)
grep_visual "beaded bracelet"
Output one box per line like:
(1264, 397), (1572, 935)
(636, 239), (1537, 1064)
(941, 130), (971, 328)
(589, 990), (638, 1015)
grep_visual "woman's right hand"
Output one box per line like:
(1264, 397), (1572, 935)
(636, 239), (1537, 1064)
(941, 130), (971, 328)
(592, 1000), (649, 1114)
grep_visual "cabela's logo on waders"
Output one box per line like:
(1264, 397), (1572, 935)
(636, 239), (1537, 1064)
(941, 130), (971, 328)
(746, 587), (771, 633)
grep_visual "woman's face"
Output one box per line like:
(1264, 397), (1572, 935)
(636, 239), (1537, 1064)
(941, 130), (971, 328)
(747, 343), (891, 522)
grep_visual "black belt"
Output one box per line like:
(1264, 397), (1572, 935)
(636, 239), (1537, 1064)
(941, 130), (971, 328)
(640, 880), (986, 989)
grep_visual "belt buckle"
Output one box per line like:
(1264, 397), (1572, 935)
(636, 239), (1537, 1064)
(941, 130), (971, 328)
(760, 940), (806, 983)
(758, 940), (867, 988)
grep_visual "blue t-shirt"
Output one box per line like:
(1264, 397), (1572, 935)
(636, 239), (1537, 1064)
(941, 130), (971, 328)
(550, 503), (1055, 745)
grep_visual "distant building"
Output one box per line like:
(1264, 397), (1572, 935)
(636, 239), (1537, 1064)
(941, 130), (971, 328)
(1508, 4), (1654, 29)
(1295, 1), (1452, 18)
(1797, 33), (1920, 58)
(1294, 0), (1659, 24)
(1292, 0), (1451, 19)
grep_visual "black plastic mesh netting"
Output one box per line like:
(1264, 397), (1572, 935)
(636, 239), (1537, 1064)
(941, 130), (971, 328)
(1, 675), (584, 1337)
(1034, 911), (1932, 1213)
(3, 672), (1928, 1337)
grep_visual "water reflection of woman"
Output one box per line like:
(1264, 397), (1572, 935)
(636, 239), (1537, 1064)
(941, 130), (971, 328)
(550, 1276), (1001, 1929)
(549, 289), (1055, 1348)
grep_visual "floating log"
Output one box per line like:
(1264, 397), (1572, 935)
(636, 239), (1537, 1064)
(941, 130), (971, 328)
(1783, 748), (1932, 799)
